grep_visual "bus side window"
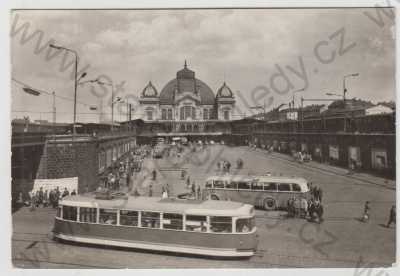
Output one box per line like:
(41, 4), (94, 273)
(226, 181), (238, 189)
(163, 213), (183, 230)
(291, 183), (301, 192)
(185, 215), (207, 232)
(62, 206), (77, 221)
(263, 182), (277, 191)
(210, 216), (232, 233)
(278, 183), (291, 191)
(205, 180), (213, 188)
(237, 181), (251, 190)
(99, 209), (117, 225)
(251, 182), (263, 191)
(214, 180), (225, 188)
(141, 212), (160, 228)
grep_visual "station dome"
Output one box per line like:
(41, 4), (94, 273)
(159, 61), (216, 105)
(216, 82), (233, 98)
(141, 81), (158, 97)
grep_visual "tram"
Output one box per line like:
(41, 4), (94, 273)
(52, 194), (258, 258)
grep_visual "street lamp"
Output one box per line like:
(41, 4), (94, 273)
(343, 73), (359, 102)
(49, 43), (86, 136)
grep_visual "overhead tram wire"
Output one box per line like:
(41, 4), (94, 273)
(12, 78), (95, 109)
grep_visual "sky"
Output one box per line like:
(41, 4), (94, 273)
(10, 8), (395, 123)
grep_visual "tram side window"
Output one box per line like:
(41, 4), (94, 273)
(99, 209), (117, 225)
(236, 217), (255, 233)
(56, 206), (62, 218)
(214, 180), (225, 188)
(226, 181), (238, 189)
(263, 182), (277, 191)
(210, 216), (232, 233)
(291, 183), (301, 192)
(162, 213), (183, 230)
(79, 207), (97, 223)
(141, 212), (160, 228)
(185, 215), (207, 232)
(62, 206), (77, 221)
(120, 210), (138, 227)
(237, 181), (251, 190)
(278, 183), (291, 191)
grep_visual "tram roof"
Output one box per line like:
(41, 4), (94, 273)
(60, 195), (254, 217)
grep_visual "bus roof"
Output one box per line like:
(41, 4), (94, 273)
(205, 175), (256, 182)
(256, 176), (309, 191)
(60, 195), (254, 217)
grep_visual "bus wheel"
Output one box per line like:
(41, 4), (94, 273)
(210, 194), (220, 200)
(263, 198), (276, 211)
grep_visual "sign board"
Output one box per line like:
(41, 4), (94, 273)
(329, 145), (339, 160)
(33, 177), (78, 194)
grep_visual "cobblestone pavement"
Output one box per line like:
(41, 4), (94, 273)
(12, 145), (396, 268)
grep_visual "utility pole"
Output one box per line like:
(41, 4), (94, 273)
(52, 91), (56, 125)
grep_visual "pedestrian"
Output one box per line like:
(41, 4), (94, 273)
(43, 190), (48, 207)
(71, 189), (77, 196)
(362, 201), (371, 222)
(386, 205), (396, 228)
(186, 176), (191, 188)
(314, 201), (324, 223)
(300, 197), (308, 219)
(317, 187), (323, 202)
(148, 185), (153, 197)
(38, 187), (44, 207)
(62, 187), (69, 198)
(308, 199), (315, 220)
(191, 181), (196, 195)
(197, 185), (201, 200)
(152, 169), (157, 180)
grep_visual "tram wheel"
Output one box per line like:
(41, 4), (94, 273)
(263, 198), (276, 211)
(210, 194), (220, 200)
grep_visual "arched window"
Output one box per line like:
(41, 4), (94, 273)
(203, 108), (209, 120)
(145, 107), (154, 121)
(223, 109), (230, 120)
(180, 106), (196, 120)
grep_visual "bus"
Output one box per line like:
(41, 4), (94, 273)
(204, 175), (310, 211)
(53, 194), (258, 258)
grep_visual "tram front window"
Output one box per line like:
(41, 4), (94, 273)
(141, 212), (160, 228)
(80, 207), (97, 223)
(236, 218), (255, 233)
(99, 209), (117, 225)
(185, 215), (207, 232)
(62, 206), (77, 221)
(120, 210), (138, 226)
(210, 216), (232, 233)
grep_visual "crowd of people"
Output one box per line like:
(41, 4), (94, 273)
(16, 186), (77, 211)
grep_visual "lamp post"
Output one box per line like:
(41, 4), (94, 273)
(49, 44), (86, 136)
(343, 73), (359, 106)
(250, 100), (266, 120)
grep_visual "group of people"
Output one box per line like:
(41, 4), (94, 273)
(286, 196), (324, 223)
(216, 160), (232, 173)
(361, 201), (396, 228)
(23, 186), (75, 211)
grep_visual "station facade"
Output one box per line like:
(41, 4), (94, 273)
(138, 61), (235, 134)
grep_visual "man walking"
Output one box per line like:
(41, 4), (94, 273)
(386, 205), (396, 228)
